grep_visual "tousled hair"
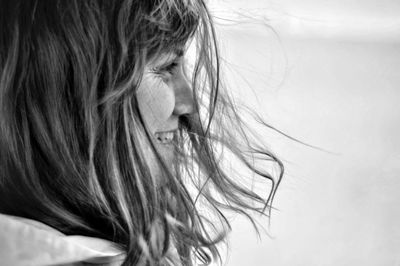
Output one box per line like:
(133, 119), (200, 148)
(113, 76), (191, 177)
(0, 0), (283, 265)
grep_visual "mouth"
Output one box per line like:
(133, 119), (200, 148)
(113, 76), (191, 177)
(154, 129), (178, 145)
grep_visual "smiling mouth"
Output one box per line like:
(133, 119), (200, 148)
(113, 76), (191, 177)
(155, 130), (177, 145)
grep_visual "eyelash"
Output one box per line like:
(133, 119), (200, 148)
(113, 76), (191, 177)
(164, 62), (178, 74)
(152, 62), (179, 76)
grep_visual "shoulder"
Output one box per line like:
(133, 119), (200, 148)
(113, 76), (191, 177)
(0, 213), (125, 266)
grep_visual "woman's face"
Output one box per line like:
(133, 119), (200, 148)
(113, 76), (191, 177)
(136, 49), (194, 170)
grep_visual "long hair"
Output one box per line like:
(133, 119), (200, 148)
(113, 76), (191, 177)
(0, 0), (283, 265)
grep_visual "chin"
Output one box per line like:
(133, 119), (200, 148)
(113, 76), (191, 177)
(156, 142), (176, 167)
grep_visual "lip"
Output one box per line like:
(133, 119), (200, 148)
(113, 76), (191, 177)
(155, 128), (178, 134)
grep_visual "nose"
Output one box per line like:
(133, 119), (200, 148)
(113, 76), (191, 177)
(172, 73), (195, 116)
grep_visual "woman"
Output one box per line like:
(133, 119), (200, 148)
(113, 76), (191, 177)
(0, 0), (283, 265)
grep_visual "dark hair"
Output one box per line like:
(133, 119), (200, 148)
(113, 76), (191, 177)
(0, 0), (283, 265)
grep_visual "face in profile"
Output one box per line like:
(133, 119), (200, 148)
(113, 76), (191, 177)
(137, 49), (194, 171)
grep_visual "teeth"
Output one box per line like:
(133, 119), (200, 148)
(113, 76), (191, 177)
(155, 131), (175, 144)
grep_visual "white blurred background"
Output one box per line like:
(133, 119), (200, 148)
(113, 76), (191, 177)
(208, 1), (400, 265)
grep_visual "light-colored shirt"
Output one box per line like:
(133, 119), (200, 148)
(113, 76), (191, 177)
(0, 213), (125, 266)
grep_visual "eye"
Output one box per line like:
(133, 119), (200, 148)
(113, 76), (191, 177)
(163, 62), (179, 74)
(151, 62), (179, 76)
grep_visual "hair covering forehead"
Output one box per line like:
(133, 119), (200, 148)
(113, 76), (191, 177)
(139, 0), (201, 56)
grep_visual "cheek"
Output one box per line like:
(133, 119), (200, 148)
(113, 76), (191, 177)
(136, 75), (175, 132)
